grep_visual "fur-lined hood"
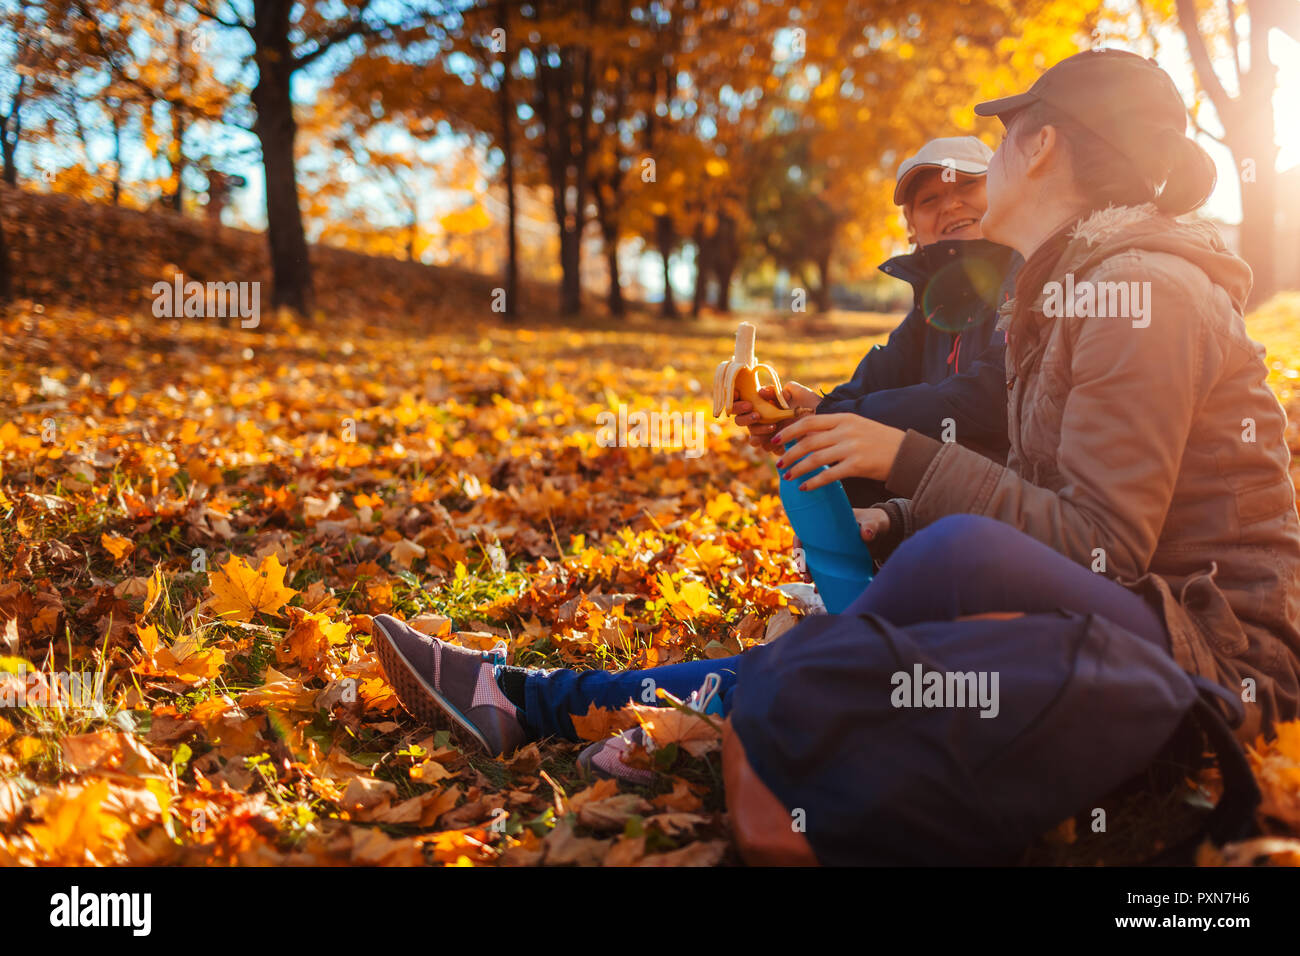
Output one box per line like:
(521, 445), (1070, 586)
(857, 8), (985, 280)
(998, 203), (1254, 327)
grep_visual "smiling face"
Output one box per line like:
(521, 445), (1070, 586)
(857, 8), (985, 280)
(903, 169), (988, 246)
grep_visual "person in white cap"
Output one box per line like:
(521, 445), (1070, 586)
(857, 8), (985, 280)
(892, 135), (994, 243)
(735, 135), (1022, 557)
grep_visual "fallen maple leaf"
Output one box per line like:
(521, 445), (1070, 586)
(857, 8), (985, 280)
(208, 554), (297, 621)
(143, 565), (165, 617)
(136, 623), (160, 658)
(152, 634), (227, 683)
(25, 780), (133, 864)
(341, 775), (398, 812)
(570, 701), (640, 742)
(577, 792), (653, 831)
(350, 827), (425, 866)
(543, 820), (611, 866)
(388, 538), (426, 569)
(407, 613), (453, 637)
(568, 777), (619, 812)
(630, 700), (722, 757)
(60, 730), (170, 779)
(280, 608), (350, 673)
(238, 666), (318, 712)
(652, 777), (704, 812)
(603, 834), (647, 866)
(101, 532), (134, 562)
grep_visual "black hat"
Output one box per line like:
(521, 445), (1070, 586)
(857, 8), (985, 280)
(974, 49), (1189, 174)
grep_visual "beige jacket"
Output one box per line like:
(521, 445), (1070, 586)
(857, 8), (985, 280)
(884, 203), (1300, 742)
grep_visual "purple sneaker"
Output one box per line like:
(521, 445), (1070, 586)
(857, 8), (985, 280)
(577, 673), (723, 785)
(578, 725), (658, 786)
(372, 614), (528, 757)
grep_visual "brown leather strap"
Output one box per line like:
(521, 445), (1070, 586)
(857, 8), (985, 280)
(722, 614), (1025, 866)
(722, 718), (819, 866)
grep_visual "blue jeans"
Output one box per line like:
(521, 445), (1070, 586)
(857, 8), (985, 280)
(520, 514), (1169, 741)
(521, 657), (738, 741)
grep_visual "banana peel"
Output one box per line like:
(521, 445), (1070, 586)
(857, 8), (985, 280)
(713, 322), (796, 423)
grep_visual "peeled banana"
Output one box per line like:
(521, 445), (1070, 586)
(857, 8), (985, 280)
(712, 322), (795, 423)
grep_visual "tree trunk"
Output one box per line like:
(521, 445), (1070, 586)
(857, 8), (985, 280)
(169, 107), (186, 212)
(0, 137), (15, 187)
(496, 0), (518, 318)
(1175, 0), (1278, 305)
(1, 77), (23, 187)
(814, 252), (832, 312)
(1230, 124), (1277, 305)
(0, 193), (11, 303)
(593, 176), (624, 317)
(536, 45), (587, 316)
(656, 213), (677, 319)
(691, 219), (710, 318)
(110, 107), (123, 205)
(251, 0), (312, 315)
(559, 227), (582, 315)
(604, 231), (623, 317)
(712, 212), (737, 313)
(168, 27), (187, 213)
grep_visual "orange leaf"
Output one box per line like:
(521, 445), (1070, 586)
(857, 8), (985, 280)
(569, 701), (640, 742)
(630, 701), (722, 757)
(101, 533), (134, 562)
(208, 554), (297, 621)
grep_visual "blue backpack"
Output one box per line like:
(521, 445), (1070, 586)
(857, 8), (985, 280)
(729, 608), (1260, 865)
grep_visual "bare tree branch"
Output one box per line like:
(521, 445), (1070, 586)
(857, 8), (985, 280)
(1225, 0), (1243, 81)
(191, 2), (251, 32)
(1175, 0), (1236, 127)
(294, 0), (380, 69)
(1188, 107), (1228, 146)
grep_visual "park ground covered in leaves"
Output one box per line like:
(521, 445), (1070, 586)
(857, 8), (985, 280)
(3, 295), (1300, 866)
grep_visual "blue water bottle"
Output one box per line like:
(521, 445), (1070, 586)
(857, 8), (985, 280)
(778, 441), (875, 613)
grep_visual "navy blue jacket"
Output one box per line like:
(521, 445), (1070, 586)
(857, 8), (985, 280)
(816, 238), (1022, 459)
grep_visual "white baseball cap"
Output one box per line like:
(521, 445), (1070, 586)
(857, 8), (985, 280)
(893, 136), (994, 206)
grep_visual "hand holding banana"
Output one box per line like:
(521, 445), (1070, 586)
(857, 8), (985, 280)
(714, 323), (819, 450)
(713, 322), (797, 422)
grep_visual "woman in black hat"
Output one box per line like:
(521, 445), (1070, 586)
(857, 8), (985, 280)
(777, 49), (1300, 744)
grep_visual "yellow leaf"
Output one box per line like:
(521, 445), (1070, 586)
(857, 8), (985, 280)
(143, 565), (165, 617)
(677, 581), (713, 615)
(208, 554), (297, 621)
(26, 779), (132, 863)
(101, 533), (134, 562)
(280, 609), (350, 672)
(155, 644), (226, 682)
(137, 623), (160, 656)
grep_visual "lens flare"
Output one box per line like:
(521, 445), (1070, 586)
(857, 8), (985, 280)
(920, 257), (1005, 333)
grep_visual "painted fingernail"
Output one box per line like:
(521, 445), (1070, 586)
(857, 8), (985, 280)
(775, 459), (785, 468)
(799, 483), (808, 491)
